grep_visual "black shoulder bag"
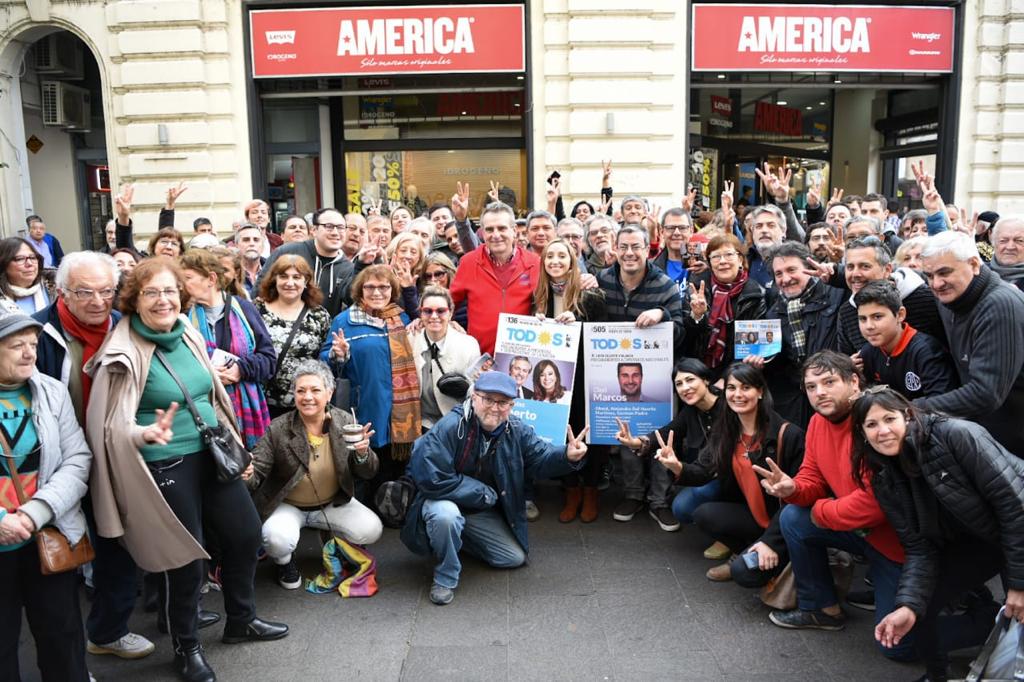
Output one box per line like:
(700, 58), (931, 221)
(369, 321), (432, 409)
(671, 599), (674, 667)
(274, 305), (309, 376)
(154, 350), (252, 483)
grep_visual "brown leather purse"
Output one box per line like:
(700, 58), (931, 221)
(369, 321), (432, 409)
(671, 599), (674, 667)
(2, 431), (94, 575)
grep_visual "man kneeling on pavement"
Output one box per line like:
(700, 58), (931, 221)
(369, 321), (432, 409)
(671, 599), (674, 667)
(400, 371), (588, 605)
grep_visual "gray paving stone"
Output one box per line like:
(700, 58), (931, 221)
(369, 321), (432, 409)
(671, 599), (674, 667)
(399, 644), (506, 681)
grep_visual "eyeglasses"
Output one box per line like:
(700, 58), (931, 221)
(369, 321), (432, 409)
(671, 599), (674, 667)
(589, 227), (613, 237)
(663, 224), (693, 234)
(345, 224), (366, 234)
(318, 223), (343, 232)
(618, 244), (647, 253)
(709, 251), (740, 262)
(362, 284), (391, 293)
(140, 287), (180, 300)
(421, 307), (449, 317)
(12, 255), (37, 265)
(561, 233), (584, 241)
(476, 393), (515, 410)
(424, 270), (449, 281)
(156, 239), (179, 248)
(65, 287), (116, 301)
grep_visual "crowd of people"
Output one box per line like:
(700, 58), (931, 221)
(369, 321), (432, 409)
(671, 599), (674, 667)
(4, 159), (1024, 682)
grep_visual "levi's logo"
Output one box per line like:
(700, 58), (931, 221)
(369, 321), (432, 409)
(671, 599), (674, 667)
(737, 16), (871, 53)
(266, 30), (296, 45)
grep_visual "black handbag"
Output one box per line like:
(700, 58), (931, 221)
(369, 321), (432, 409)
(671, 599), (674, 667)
(429, 343), (470, 400)
(154, 350), (252, 483)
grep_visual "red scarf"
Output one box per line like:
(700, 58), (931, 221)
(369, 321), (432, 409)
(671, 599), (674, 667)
(56, 297), (111, 410)
(703, 269), (749, 368)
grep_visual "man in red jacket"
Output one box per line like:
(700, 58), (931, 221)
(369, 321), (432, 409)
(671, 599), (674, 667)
(754, 351), (914, 661)
(450, 202), (540, 356)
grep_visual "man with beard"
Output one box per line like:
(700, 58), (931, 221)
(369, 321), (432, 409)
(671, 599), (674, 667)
(342, 213), (368, 261)
(652, 208), (705, 294)
(754, 352), (911, 663)
(585, 215), (618, 272)
(746, 205), (796, 287)
(236, 224), (266, 296)
(616, 363), (650, 402)
(805, 223), (843, 264)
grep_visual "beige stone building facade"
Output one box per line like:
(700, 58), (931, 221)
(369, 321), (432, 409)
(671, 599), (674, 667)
(0, 0), (1018, 253)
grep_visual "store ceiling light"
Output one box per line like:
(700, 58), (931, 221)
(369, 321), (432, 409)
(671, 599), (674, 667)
(819, 101), (826, 106)
(777, 101), (787, 105)
(461, 111), (467, 115)
(717, 74), (726, 79)
(805, 106), (812, 110)
(834, 79), (842, 84)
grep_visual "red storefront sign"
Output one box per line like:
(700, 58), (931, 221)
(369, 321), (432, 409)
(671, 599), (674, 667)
(250, 4), (525, 78)
(754, 101), (803, 137)
(691, 4), (954, 73)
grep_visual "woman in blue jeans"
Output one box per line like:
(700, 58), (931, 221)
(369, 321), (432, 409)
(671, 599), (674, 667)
(614, 359), (725, 554)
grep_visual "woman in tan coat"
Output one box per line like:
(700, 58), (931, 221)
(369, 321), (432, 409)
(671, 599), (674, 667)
(86, 257), (287, 682)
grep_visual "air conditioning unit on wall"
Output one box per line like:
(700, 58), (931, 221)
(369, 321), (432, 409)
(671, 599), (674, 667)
(40, 81), (91, 130)
(34, 33), (84, 80)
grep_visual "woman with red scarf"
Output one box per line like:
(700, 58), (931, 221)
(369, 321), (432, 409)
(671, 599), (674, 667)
(684, 233), (767, 379)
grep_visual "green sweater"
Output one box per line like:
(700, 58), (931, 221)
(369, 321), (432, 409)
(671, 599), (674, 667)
(0, 386), (37, 552)
(132, 316), (218, 462)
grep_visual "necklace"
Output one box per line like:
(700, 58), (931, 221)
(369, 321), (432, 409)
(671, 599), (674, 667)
(739, 432), (760, 459)
(307, 432), (325, 458)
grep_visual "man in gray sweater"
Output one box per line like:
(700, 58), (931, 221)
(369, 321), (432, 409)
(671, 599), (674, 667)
(917, 232), (1024, 456)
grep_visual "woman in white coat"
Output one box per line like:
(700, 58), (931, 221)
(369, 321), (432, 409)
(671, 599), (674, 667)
(412, 286), (482, 431)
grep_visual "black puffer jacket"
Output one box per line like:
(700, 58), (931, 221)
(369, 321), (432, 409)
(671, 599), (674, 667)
(678, 410), (805, 554)
(870, 414), (1024, 618)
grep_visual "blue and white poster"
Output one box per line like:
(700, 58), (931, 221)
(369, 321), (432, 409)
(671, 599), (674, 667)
(494, 314), (581, 445)
(583, 322), (673, 445)
(733, 319), (783, 359)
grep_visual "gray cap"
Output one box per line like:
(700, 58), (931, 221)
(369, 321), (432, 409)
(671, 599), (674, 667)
(0, 313), (43, 341)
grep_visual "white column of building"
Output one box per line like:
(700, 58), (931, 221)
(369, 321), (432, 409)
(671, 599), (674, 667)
(532, 0), (688, 214)
(107, 0), (253, 238)
(956, 0), (1024, 214)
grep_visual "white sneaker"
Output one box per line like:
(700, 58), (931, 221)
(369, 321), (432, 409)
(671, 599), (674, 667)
(87, 632), (156, 659)
(525, 500), (540, 521)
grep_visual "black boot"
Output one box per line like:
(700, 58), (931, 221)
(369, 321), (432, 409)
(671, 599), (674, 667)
(173, 642), (216, 682)
(159, 609), (221, 634)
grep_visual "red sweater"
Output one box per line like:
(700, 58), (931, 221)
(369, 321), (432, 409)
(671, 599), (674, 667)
(786, 413), (905, 563)
(450, 245), (540, 355)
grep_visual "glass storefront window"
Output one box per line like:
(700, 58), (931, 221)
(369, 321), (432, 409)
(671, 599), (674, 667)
(345, 148), (526, 217)
(895, 154), (935, 211)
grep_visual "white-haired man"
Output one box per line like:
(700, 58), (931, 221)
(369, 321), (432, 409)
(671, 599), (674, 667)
(990, 215), (1024, 292)
(917, 231), (1024, 455)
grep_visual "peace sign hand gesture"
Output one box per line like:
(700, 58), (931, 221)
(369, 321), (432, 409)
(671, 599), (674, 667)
(452, 182), (470, 221)
(721, 180), (735, 214)
(367, 198), (383, 217)
(488, 180), (501, 203)
(165, 181), (188, 210)
(330, 329), (350, 361)
(653, 430), (682, 476)
(142, 402), (179, 445)
(688, 281), (708, 320)
(115, 183), (134, 224)
(682, 187), (697, 213)
(751, 457), (796, 498)
(601, 159), (613, 185)
(614, 417), (642, 451)
(566, 425), (590, 462)
(827, 187), (845, 208)
(391, 256), (416, 287)
(546, 177), (561, 209)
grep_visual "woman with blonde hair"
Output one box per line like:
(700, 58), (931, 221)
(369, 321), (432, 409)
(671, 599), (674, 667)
(386, 232), (426, 317)
(533, 238), (608, 523)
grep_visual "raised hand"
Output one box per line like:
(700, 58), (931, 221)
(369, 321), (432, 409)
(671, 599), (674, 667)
(751, 457), (796, 498)
(614, 416), (642, 451)
(599, 196), (612, 215)
(773, 166), (793, 202)
(356, 243), (381, 265)
(546, 177), (561, 209)
(743, 354), (766, 369)
(602, 159), (613, 186)
(115, 183), (134, 224)
(806, 181), (821, 209)
(566, 425), (590, 462)
(165, 181), (188, 210)
(142, 402), (179, 445)
(366, 198), (383, 217)
(391, 256), (416, 287)
(875, 606), (916, 649)
(688, 281), (708, 320)
(653, 429), (682, 476)
(827, 187), (845, 208)
(330, 329), (350, 360)
(452, 181), (470, 221)
(721, 180), (735, 214)
(354, 422), (375, 455)
(748, 541), (779, 571)
(635, 308), (664, 328)
(755, 162), (776, 194)
(488, 180), (501, 203)
(646, 203), (662, 230)
(682, 187), (698, 213)
(803, 258), (836, 281)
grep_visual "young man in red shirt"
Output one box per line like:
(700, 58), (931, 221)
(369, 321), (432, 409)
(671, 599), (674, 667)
(754, 351), (914, 661)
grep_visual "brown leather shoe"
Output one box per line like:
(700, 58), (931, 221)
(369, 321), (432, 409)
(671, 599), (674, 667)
(703, 541), (731, 560)
(559, 487), (583, 523)
(579, 487), (599, 523)
(705, 562), (733, 582)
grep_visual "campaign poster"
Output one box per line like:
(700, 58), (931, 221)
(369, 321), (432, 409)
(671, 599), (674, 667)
(583, 322), (673, 445)
(493, 314), (581, 444)
(734, 319), (783, 359)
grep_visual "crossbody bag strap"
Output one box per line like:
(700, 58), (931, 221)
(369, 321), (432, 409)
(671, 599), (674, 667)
(0, 428), (28, 506)
(153, 349), (209, 430)
(275, 305), (308, 375)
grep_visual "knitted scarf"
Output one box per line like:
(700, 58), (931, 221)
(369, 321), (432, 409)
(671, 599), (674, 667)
(990, 258), (1024, 286)
(190, 296), (271, 448)
(56, 297), (111, 412)
(378, 303), (421, 461)
(704, 270), (749, 368)
(785, 279), (820, 361)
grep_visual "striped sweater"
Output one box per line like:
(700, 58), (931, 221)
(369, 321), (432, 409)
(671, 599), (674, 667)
(596, 262), (685, 351)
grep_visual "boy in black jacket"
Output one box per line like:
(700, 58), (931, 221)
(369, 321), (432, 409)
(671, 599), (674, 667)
(853, 280), (957, 400)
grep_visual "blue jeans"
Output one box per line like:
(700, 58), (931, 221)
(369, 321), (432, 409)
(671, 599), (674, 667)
(671, 479), (721, 524)
(779, 504), (915, 662)
(421, 500), (526, 589)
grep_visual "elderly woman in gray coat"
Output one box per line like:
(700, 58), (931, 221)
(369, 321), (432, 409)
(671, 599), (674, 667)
(0, 313), (92, 682)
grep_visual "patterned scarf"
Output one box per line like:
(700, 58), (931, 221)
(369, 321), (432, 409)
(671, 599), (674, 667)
(189, 296), (271, 448)
(704, 270), (749, 368)
(785, 279), (820, 361)
(377, 303), (421, 461)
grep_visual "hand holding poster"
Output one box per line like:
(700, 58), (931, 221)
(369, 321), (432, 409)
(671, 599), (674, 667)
(494, 314), (581, 444)
(584, 322), (674, 445)
(734, 319), (782, 359)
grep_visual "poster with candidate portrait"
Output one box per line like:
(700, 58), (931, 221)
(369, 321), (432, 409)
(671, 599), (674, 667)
(494, 314), (581, 445)
(583, 322), (674, 445)
(733, 319), (783, 359)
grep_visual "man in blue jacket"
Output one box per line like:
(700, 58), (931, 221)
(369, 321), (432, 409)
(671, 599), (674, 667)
(401, 371), (589, 606)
